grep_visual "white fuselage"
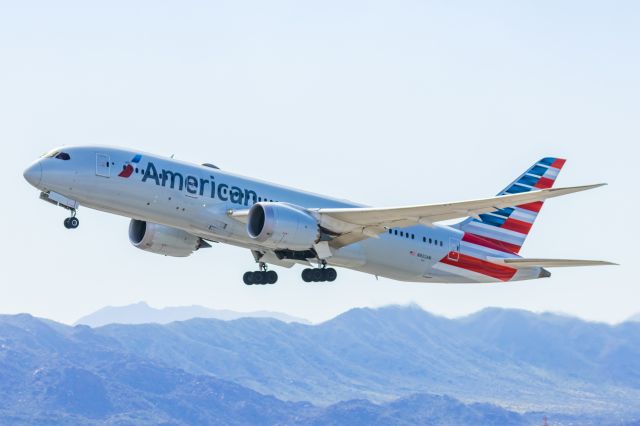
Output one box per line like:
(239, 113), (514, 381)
(24, 146), (544, 283)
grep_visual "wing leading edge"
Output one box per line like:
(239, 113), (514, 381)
(317, 183), (606, 248)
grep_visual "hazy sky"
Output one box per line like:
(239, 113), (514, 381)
(1, 1), (638, 324)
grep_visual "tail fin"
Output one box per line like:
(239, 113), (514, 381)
(457, 157), (566, 254)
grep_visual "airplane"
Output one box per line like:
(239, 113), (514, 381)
(23, 146), (615, 285)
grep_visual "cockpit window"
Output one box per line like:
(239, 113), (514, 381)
(41, 150), (70, 160)
(55, 152), (71, 160)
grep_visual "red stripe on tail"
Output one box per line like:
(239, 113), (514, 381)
(534, 177), (554, 189)
(462, 233), (521, 254)
(518, 201), (543, 213)
(440, 253), (517, 282)
(501, 218), (533, 235)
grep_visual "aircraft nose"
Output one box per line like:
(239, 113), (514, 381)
(23, 161), (42, 188)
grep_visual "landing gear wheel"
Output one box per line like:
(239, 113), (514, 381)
(302, 269), (312, 283)
(310, 269), (324, 282)
(324, 268), (337, 282)
(244, 267), (278, 285)
(301, 267), (337, 283)
(64, 216), (79, 229)
(266, 270), (278, 284)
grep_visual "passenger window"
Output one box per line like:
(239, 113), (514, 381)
(429, 238), (432, 244)
(400, 231), (404, 237)
(422, 237), (426, 243)
(411, 234), (415, 239)
(388, 229), (392, 234)
(440, 241), (443, 247)
(394, 230), (398, 235)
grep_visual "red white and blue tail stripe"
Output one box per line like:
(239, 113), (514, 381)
(456, 157), (566, 255)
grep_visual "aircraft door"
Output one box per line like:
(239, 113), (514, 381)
(96, 154), (110, 177)
(448, 238), (460, 262)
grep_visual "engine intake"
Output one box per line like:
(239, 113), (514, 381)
(247, 203), (320, 251)
(129, 220), (209, 257)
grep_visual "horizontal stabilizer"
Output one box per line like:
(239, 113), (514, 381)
(489, 258), (618, 268)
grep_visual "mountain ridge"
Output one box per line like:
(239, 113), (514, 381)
(2, 306), (639, 420)
(73, 301), (311, 327)
(88, 306), (640, 413)
(0, 312), (566, 425)
(628, 312), (640, 323)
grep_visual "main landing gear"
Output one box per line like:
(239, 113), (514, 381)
(63, 210), (79, 229)
(301, 264), (337, 283)
(243, 262), (278, 285)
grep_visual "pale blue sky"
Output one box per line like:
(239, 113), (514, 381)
(1, 1), (638, 324)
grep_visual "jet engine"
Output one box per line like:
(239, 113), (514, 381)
(247, 202), (320, 251)
(129, 219), (210, 257)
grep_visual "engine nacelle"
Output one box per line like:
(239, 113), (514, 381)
(129, 220), (208, 257)
(247, 203), (320, 251)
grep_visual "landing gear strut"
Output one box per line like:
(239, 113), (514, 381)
(302, 261), (337, 283)
(243, 262), (278, 285)
(63, 210), (79, 229)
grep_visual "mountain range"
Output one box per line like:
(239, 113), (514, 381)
(92, 305), (640, 412)
(1, 306), (639, 424)
(74, 301), (310, 327)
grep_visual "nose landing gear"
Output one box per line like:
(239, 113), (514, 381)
(63, 210), (79, 229)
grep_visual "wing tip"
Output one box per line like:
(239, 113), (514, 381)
(547, 182), (607, 194)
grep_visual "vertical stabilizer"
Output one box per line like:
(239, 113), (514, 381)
(456, 157), (566, 254)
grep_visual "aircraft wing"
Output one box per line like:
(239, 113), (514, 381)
(229, 183), (605, 249)
(489, 258), (618, 268)
(315, 183), (605, 248)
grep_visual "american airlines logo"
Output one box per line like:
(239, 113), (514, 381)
(130, 158), (257, 207)
(118, 154), (142, 178)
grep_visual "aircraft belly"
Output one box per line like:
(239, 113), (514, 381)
(358, 236), (429, 281)
(329, 243), (366, 268)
